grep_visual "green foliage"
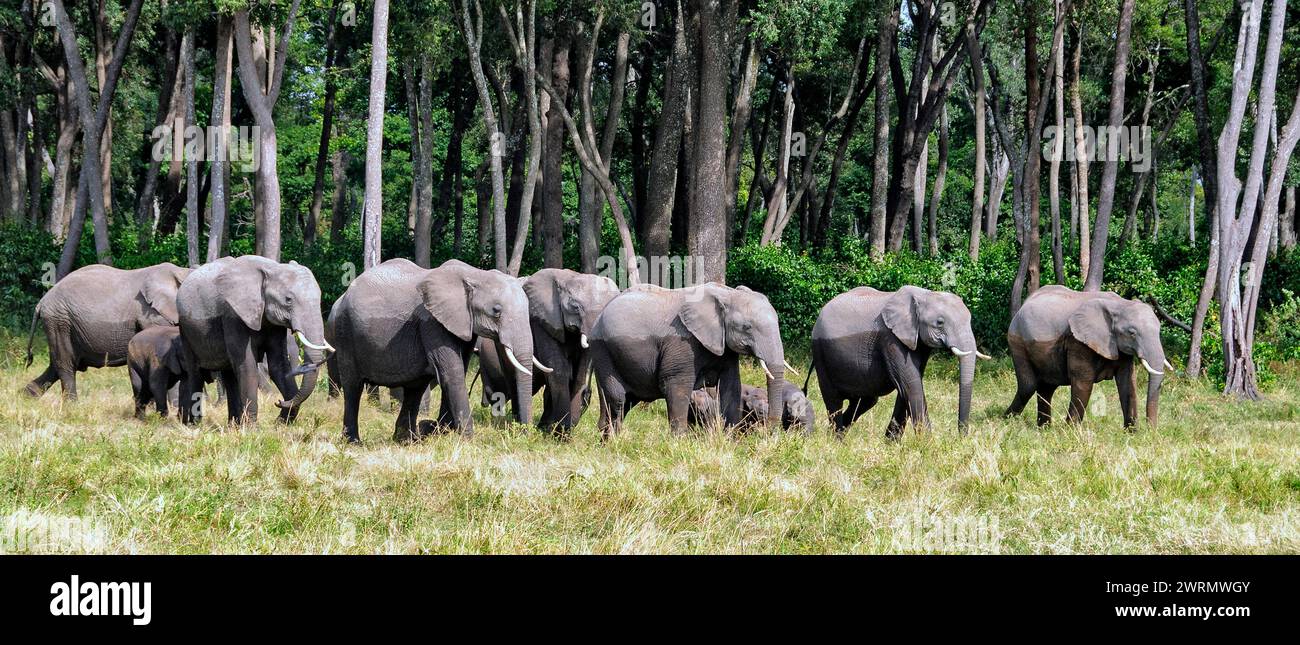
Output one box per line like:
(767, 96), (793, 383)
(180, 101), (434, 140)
(0, 225), (60, 330)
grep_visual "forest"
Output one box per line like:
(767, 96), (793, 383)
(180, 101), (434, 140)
(1, 1), (1300, 553)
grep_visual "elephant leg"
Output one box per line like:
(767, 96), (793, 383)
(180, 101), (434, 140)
(1004, 346), (1037, 418)
(1115, 361), (1138, 428)
(341, 378), (364, 444)
(49, 330), (78, 400)
(821, 382), (849, 435)
(1035, 385), (1056, 427)
(222, 328), (260, 424)
(886, 395), (909, 440)
(595, 374), (626, 440)
(885, 344), (929, 433)
(431, 347), (473, 438)
(219, 369), (243, 424)
(541, 378), (571, 438)
(130, 366), (148, 419)
(717, 360), (742, 428)
(150, 369), (172, 418)
(25, 365), (59, 397)
(665, 381), (694, 436)
(265, 333), (300, 424)
(1067, 379), (1094, 424)
(394, 381), (431, 443)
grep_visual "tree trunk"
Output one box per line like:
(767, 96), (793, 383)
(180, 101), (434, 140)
(688, 0), (730, 284)
(868, 1), (900, 257)
(642, 2), (690, 260)
(1083, 0), (1137, 291)
(361, 0), (389, 270)
(307, 0), (346, 247)
(1185, 0), (1222, 377)
(461, 0), (509, 270)
(1049, 0), (1066, 283)
(207, 16), (233, 262)
(927, 103), (948, 256)
(1071, 18), (1091, 283)
(414, 55), (435, 268)
(182, 31), (199, 267)
(967, 30), (987, 262)
(541, 32), (571, 268)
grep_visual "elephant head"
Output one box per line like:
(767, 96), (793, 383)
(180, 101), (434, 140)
(1068, 296), (1166, 426)
(681, 283), (789, 427)
(524, 268), (621, 348)
(881, 286), (987, 430)
(216, 259), (331, 410)
(421, 262), (536, 423)
(137, 263), (191, 327)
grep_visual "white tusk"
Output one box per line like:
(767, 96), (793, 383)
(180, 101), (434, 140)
(1163, 359), (1175, 372)
(976, 351), (993, 360)
(951, 347), (973, 357)
(532, 355), (554, 374)
(504, 347), (531, 376)
(1140, 358), (1164, 376)
(294, 330), (335, 353)
(580, 334), (590, 349)
(782, 359), (798, 375)
(759, 359), (775, 380)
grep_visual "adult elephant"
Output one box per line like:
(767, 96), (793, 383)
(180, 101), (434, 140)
(329, 258), (537, 443)
(23, 262), (190, 400)
(479, 268), (620, 437)
(810, 286), (989, 437)
(1005, 285), (1169, 429)
(589, 283), (793, 437)
(176, 256), (331, 425)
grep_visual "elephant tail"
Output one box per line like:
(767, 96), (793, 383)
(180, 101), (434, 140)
(801, 359), (815, 395)
(24, 304), (41, 368)
(467, 366), (481, 396)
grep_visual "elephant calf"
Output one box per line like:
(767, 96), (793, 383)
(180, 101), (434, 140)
(127, 326), (192, 418)
(1005, 285), (1169, 429)
(688, 382), (814, 433)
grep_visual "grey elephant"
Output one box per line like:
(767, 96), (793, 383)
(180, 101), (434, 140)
(810, 286), (988, 437)
(127, 326), (207, 419)
(1005, 285), (1169, 428)
(479, 268), (620, 437)
(589, 282), (793, 437)
(690, 382), (814, 433)
(328, 258), (537, 443)
(176, 256), (331, 425)
(23, 262), (190, 400)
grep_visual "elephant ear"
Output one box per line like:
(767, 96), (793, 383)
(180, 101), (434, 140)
(523, 271), (566, 341)
(680, 285), (727, 356)
(881, 289), (919, 350)
(1068, 299), (1119, 360)
(215, 264), (266, 331)
(419, 268), (474, 342)
(165, 335), (185, 376)
(141, 265), (187, 324)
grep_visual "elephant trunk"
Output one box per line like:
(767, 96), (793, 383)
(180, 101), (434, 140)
(756, 340), (786, 428)
(957, 352), (975, 432)
(1138, 342), (1166, 427)
(499, 318), (533, 425)
(278, 318), (328, 410)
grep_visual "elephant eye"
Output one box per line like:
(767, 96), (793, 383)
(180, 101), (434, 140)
(935, 318), (945, 327)
(492, 304), (503, 318)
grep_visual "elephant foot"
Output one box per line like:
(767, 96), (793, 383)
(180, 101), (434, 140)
(23, 382), (45, 397)
(342, 432), (363, 445)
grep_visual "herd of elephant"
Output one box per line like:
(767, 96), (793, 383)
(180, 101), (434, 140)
(22, 256), (1172, 443)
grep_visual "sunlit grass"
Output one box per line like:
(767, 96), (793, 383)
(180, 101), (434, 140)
(2, 335), (1298, 553)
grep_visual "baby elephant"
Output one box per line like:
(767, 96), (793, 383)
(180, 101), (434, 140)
(689, 382), (814, 433)
(127, 326), (189, 418)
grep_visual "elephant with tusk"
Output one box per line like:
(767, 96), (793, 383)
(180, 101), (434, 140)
(1004, 285), (1167, 429)
(809, 286), (989, 437)
(478, 268), (621, 437)
(176, 256), (329, 425)
(589, 282), (789, 438)
(328, 259), (537, 443)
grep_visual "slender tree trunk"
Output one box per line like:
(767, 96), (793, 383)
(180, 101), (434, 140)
(307, 0), (345, 247)
(1071, 18), (1091, 283)
(461, 0), (509, 270)
(1050, 0), (1066, 283)
(541, 32), (571, 268)
(968, 31), (987, 261)
(414, 55), (435, 268)
(1083, 0), (1137, 291)
(868, 0), (900, 257)
(1185, 0), (1222, 377)
(361, 0), (389, 270)
(182, 31), (199, 267)
(927, 104), (948, 256)
(207, 16), (233, 262)
(643, 1), (689, 260)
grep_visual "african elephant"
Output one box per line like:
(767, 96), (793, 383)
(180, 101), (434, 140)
(1004, 285), (1169, 428)
(127, 326), (206, 419)
(810, 286), (988, 437)
(176, 256), (331, 425)
(689, 381), (814, 433)
(23, 262), (190, 400)
(328, 258), (537, 443)
(479, 268), (620, 436)
(589, 282), (793, 437)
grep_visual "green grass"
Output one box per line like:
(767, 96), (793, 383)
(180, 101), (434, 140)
(2, 334), (1299, 553)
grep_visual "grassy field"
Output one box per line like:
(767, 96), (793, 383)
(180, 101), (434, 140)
(2, 335), (1299, 554)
